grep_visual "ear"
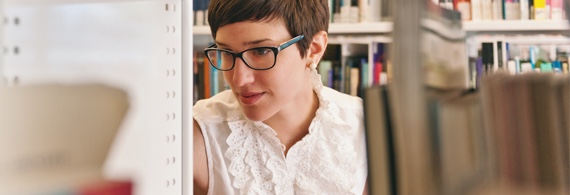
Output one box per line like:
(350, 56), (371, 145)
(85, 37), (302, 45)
(306, 30), (328, 64)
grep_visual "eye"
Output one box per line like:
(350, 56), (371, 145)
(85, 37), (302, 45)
(251, 48), (272, 56)
(221, 51), (233, 56)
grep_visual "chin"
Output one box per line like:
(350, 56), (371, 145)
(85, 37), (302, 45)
(241, 108), (270, 122)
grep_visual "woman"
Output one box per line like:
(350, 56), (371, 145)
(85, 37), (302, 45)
(193, 0), (368, 194)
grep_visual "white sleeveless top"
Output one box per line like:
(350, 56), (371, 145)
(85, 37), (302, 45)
(193, 76), (368, 194)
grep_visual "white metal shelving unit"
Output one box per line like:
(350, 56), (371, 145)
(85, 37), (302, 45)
(2, 1), (187, 195)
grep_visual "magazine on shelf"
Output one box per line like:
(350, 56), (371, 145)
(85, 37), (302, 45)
(0, 84), (130, 195)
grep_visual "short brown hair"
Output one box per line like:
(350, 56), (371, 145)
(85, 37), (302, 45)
(207, 0), (329, 58)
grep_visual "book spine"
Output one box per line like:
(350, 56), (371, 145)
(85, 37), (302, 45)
(358, 0), (368, 22)
(520, 0), (530, 19)
(457, 0), (473, 20)
(333, 0), (342, 23)
(340, 0), (351, 23)
(349, 0), (360, 22)
(329, 0), (334, 23)
(197, 53), (205, 100)
(319, 60), (333, 86)
(482, 0), (494, 20)
(211, 63), (218, 95)
(482, 42), (494, 75)
(534, 0), (548, 19)
(472, 0), (483, 20)
(497, 41), (504, 70)
(505, 0), (522, 20)
(78, 180), (132, 195)
(493, 40), (499, 72)
(203, 52), (211, 98)
(368, 0), (383, 22)
(361, 58), (369, 90)
(550, 0), (564, 19)
(493, 0), (504, 20)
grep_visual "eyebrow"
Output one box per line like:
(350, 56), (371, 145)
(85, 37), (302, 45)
(215, 38), (273, 49)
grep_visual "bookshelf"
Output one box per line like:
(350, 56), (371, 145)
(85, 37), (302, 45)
(208, 18), (569, 90)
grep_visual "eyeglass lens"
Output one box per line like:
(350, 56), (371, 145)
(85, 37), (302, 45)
(206, 47), (276, 70)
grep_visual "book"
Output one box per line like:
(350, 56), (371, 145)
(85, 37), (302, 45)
(482, 0), (494, 20)
(511, 74), (540, 187)
(426, 88), (489, 195)
(78, 180), (132, 195)
(472, 0), (483, 20)
(546, 75), (569, 188)
(533, 0), (549, 20)
(504, 0), (521, 20)
(521, 0), (531, 19)
(194, 0), (205, 26)
(333, 0), (342, 23)
(550, 0), (564, 20)
(196, 52), (206, 100)
(528, 74), (565, 190)
(203, 52), (211, 98)
(380, 0), (392, 20)
(371, 42), (386, 86)
(363, 85), (396, 195)
(492, 0), (504, 20)
(482, 42), (495, 75)
(489, 73), (532, 186)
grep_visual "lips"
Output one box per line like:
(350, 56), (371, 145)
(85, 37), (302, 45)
(238, 92), (264, 105)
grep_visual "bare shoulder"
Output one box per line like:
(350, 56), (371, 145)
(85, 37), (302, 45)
(193, 119), (208, 195)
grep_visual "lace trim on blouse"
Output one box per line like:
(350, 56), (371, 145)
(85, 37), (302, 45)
(224, 69), (359, 194)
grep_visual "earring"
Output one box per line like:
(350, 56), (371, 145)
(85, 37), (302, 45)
(309, 62), (324, 91)
(309, 62), (317, 70)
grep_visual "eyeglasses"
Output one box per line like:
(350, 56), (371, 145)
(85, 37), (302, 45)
(203, 35), (305, 71)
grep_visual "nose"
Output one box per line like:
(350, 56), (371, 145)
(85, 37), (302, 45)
(231, 57), (255, 87)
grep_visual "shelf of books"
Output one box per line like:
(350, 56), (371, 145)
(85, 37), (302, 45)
(364, 1), (570, 195)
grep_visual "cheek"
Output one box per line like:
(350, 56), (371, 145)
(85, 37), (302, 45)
(270, 64), (307, 91)
(222, 72), (231, 85)
(274, 52), (307, 75)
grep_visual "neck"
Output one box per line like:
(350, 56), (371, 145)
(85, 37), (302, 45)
(264, 89), (319, 156)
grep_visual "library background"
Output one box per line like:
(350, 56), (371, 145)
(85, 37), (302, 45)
(0, 0), (567, 194)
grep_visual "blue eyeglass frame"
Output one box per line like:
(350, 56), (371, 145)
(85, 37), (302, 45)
(203, 35), (305, 71)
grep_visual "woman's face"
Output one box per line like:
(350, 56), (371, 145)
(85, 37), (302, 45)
(215, 19), (312, 122)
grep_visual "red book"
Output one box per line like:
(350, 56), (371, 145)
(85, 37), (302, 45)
(78, 180), (132, 195)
